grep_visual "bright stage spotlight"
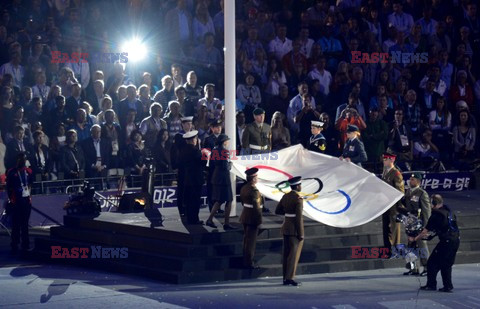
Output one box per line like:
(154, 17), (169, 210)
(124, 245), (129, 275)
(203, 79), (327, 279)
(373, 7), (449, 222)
(121, 38), (147, 63)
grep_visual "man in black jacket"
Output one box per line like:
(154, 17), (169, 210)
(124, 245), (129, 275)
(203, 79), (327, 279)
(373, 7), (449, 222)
(29, 130), (52, 181)
(61, 129), (85, 179)
(179, 130), (206, 225)
(82, 124), (111, 178)
(4, 126), (32, 170)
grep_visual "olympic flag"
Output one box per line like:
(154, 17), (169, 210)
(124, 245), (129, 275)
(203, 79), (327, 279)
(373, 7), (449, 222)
(231, 144), (403, 228)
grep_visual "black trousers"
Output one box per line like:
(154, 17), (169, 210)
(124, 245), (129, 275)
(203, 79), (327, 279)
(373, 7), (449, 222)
(426, 238), (460, 289)
(185, 185), (202, 224)
(11, 198), (32, 250)
(176, 172), (185, 216)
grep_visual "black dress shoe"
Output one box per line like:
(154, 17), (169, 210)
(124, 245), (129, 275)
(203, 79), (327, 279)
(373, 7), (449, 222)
(419, 270), (427, 277)
(283, 279), (301, 286)
(205, 220), (217, 228)
(403, 270), (413, 276)
(420, 285), (437, 291)
(438, 287), (453, 293)
(223, 224), (236, 230)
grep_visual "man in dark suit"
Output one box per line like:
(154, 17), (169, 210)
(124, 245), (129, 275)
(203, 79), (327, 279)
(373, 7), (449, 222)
(419, 79), (440, 118)
(116, 85), (144, 126)
(65, 83), (84, 121)
(4, 126), (32, 170)
(81, 124), (111, 178)
(179, 130), (206, 225)
(61, 129), (85, 179)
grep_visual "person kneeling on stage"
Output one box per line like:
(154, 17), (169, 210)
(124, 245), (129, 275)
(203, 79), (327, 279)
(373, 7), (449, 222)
(308, 120), (326, 153)
(6, 153), (34, 253)
(205, 134), (236, 230)
(409, 194), (460, 293)
(239, 167), (263, 269)
(402, 172), (431, 276)
(275, 176), (304, 286)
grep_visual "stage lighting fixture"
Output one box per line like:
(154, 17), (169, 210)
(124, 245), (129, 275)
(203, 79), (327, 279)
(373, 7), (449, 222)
(121, 38), (147, 62)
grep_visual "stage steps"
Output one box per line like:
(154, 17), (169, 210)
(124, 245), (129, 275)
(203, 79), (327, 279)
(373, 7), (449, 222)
(33, 210), (480, 284)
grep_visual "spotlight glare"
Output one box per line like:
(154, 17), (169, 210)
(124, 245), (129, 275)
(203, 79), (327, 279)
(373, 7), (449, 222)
(122, 38), (147, 62)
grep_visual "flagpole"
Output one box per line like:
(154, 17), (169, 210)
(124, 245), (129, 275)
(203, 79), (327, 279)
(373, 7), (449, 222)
(224, 0), (237, 216)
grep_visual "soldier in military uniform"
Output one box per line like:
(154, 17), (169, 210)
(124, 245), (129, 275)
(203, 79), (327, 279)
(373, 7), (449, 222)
(403, 172), (431, 276)
(203, 119), (223, 212)
(241, 108), (271, 155)
(339, 124), (367, 166)
(308, 121), (326, 153)
(275, 176), (304, 286)
(239, 168), (263, 269)
(410, 194), (460, 293)
(381, 152), (405, 256)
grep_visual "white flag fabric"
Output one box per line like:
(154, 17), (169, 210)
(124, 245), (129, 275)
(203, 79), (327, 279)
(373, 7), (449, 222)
(231, 144), (403, 228)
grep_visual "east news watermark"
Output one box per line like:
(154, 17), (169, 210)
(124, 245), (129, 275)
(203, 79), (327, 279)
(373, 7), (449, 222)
(351, 246), (428, 259)
(351, 51), (428, 64)
(51, 246), (128, 259)
(51, 52), (129, 64)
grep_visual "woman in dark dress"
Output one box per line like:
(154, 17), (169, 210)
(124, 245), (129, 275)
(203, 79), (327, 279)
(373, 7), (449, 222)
(205, 134), (235, 230)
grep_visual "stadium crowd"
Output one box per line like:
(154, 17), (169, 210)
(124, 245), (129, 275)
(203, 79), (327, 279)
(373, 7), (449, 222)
(1, 0), (480, 187)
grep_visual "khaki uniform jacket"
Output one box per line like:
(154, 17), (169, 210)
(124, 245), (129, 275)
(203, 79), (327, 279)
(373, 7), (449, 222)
(404, 186), (431, 227)
(241, 122), (272, 152)
(239, 182), (263, 226)
(383, 167), (405, 209)
(275, 191), (304, 237)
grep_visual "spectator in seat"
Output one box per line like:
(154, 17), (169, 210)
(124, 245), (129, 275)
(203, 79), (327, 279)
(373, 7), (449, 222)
(452, 110), (476, 170)
(191, 33), (222, 84)
(28, 131), (53, 181)
(271, 111), (291, 151)
(184, 71), (203, 110)
(403, 89), (424, 138)
(387, 109), (413, 171)
(81, 124), (111, 179)
(266, 85), (289, 122)
(49, 123), (66, 176)
(138, 84), (153, 117)
(118, 85), (143, 126)
(197, 83), (222, 122)
(307, 56), (332, 96)
(450, 70), (474, 112)
(237, 73), (262, 120)
(101, 109), (122, 170)
(68, 109), (91, 142)
(139, 102), (167, 150)
(363, 108), (389, 172)
(65, 83), (84, 121)
(164, 101), (183, 139)
(153, 128), (172, 174)
(4, 126), (32, 171)
(268, 24), (292, 62)
(142, 72), (158, 97)
(282, 39), (308, 78)
(296, 93), (321, 147)
(61, 129), (85, 179)
(192, 2), (215, 45)
(413, 128), (443, 171)
(265, 59), (287, 98)
(126, 130), (148, 177)
(97, 96), (118, 124)
(153, 75), (175, 113)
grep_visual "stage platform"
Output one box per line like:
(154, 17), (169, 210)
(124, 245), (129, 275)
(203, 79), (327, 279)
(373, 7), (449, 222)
(33, 200), (480, 284)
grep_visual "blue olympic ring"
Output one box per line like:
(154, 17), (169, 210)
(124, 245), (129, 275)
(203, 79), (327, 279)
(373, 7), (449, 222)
(306, 189), (351, 215)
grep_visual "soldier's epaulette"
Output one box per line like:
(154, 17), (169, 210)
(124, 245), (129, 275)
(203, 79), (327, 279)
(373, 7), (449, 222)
(395, 170), (402, 177)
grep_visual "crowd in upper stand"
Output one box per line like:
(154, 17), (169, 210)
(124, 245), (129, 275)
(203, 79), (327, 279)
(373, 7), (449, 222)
(1, 0), (480, 185)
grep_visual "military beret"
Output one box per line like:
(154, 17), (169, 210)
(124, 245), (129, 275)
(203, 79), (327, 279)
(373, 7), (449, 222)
(347, 124), (359, 133)
(245, 167), (259, 176)
(383, 152), (397, 160)
(410, 172), (423, 180)
(253, 108), (265, 115)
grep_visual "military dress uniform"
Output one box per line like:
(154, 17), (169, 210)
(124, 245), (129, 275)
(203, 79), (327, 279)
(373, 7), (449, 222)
(382, 163), (405, 251)
(275, 177), (304, 286)
(342, 137), (368, 166)
(203, 131), (220, 211)
(239, 171), (263, 268)
(404, 181), (431, 274)
(242, 108), (272, 155)
(308, 134), (326, 153)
